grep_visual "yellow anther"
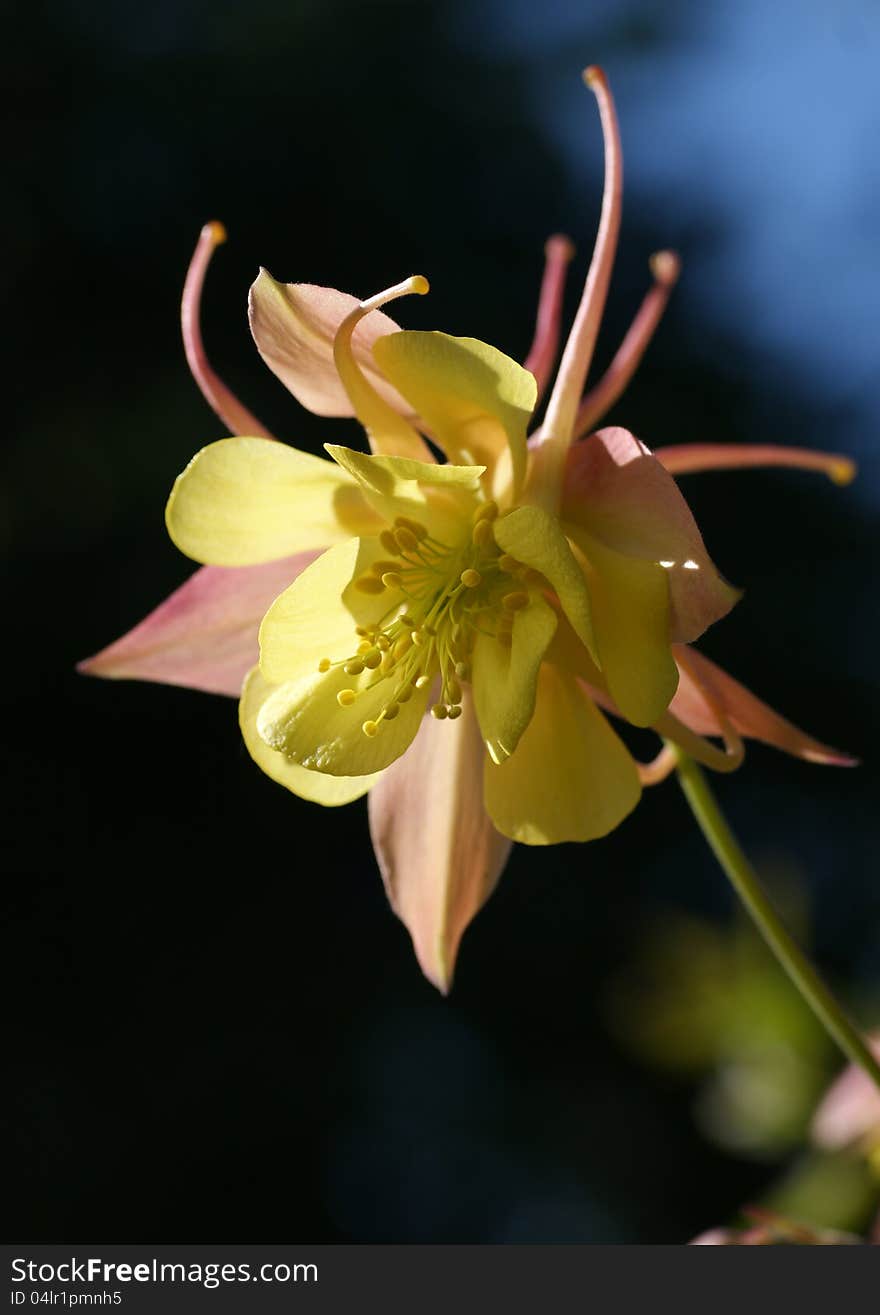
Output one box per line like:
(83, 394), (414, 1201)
(375, 634), (391, 652)
(357, 640), (373, 654)
(355, 574), (385, 594)
(381, 571), (403, 589)
(523, 567), (545, 585)
(396, 684), (413, 703)
(830, 459), (856, 486)
(498, 554), (520, 574)
(415, 674), (431, 690)
(503, 590), (529, 612)
(337, 689), (357, 707)
(318, 658), (331, 673)
(423, 623), (437, 636)
(454, 661), (470, 681)
(372, 559), (401, 576)
(446, 677), (462, 705)
(411, 629), (425, 646)
(394, 515), (429, 540)
(447, 705), (463, 720)
(355, 626), (369, 637)
(393, 635), (412, 658)
(362, 648), (382, 670)
(394, 526), (419, 553)
(383, 702), (400, 721)
(380, 529), (401, 555)
(472, 519), (494, 548)
(362, 720), (380, 738)
(473, 499), (498, 523)
(343, 659), (365, 676)
(431, 703), (448, 720)
(399, 612), (415, 627)
(460, 568), (482, 588)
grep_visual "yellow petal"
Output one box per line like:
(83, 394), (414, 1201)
(484, 665), (641, 844)
(259, 538), (400, 686)
(493, 505), (597, 660)
(257, 663), (430, 776)
(166, 437), (379, 566)
(239, 666), (381, 803)
(472, 591), (557, 764)
(369, 695), (511, 993)
(569, 527), (678, 726)
(324, 443), (484, 539)
(372, 331), (536, 501)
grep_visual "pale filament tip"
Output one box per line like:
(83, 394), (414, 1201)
(648, 249), (680, 285)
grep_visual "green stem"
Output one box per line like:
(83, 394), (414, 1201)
(673, 748), (880, 1094)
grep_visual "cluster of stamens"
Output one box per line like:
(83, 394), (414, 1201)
(316, 501), (542, 737)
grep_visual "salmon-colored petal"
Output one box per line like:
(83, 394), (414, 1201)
(368, 695), (511, 994)
(248, 271), (415, 420)
(78, 554), (315, 698)
(562, 426), (739, 642)
(671, 645), (856, 767)
(811, 1036), (880, 1149)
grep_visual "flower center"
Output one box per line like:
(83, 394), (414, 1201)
(318, 501), (535, 736)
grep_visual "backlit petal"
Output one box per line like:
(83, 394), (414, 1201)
(259, 538), (400, 686)
(369, 695), (512, 993)
(239, 665), (381, 803)
(78, 555), (315, 698)
(472, 591), (557, 764)
(372, 331), (536, 501)
(811, 1036), (880, 1149)
(568, 526), (678, 727)
(324, 443), (483, 538)
(493, 505), (597, 661)
(484, 664), (641, 844)
(257, 662), (429, 776)
(248, 271), (412, 418)
(562, 427), (739, 642)
(671, 645), (856, 766)
(166, 437), (380, 566)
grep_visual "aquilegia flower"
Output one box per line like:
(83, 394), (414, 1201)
(81, 68), (854, 990)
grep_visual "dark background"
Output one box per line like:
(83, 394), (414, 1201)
(4, 0), (879, 1242)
